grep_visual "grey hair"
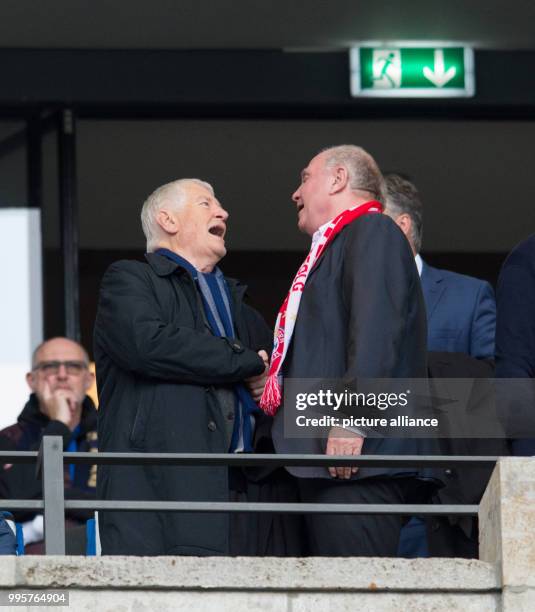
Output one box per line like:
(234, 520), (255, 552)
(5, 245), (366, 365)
(141, 178), (214, 252)
(384, 173), (423, 253)
(31, 337), (90, 369)
(320, 145), (386, 204)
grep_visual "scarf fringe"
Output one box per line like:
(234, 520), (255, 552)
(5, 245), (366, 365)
(259, 374), (281, 416)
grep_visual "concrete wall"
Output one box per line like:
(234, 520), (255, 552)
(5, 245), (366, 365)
(1, 119), (534, 252)
(0, 556), (499, 612)
(479, 458), (535, 612)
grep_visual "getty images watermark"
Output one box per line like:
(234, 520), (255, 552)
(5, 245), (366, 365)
(294, 388), (438, 430)
(282, 378), (535, 439)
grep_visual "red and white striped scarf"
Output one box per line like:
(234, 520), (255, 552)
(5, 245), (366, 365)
(259, 201), (383, 415)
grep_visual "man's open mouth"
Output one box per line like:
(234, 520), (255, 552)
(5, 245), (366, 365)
(208, 226), (225, 237)
(297, 203), (305, 213)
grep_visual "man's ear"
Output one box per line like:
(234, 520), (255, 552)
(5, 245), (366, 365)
(26, 371), (36, 392)
(329, 166), (349, 195)
(394, 213), (413, 239)
(156, 209), (179, 236)
(83, 369), (95, 394)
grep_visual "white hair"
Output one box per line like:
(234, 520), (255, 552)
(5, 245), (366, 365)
(321, 145), (386, 203)
(140, 178), (213, 252)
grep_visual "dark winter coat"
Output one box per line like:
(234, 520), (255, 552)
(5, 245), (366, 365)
(93, 253), (271, 555)
(0, 394), (97, 523)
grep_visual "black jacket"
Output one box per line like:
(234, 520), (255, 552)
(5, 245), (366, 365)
(427, 352), (508, 505)
(495, 234), (535, 455)
(496, 234), (535, 379)
(271, 213), (434, 479)
(0, 394), (97, 523)
(426, 352), (509, 558)
(93, 253), (271, 555)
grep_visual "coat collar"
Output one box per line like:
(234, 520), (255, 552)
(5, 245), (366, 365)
(146, 252), (248, 306)
(19, 394), (97, 434)
(145, 252), (184, 277)
(421, 260), (445, 284)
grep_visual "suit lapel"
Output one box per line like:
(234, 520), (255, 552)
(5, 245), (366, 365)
(421, 261), (445, 321)
(308, 230), (343, 278)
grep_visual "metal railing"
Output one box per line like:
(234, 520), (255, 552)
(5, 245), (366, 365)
(0, 436), (498, 554)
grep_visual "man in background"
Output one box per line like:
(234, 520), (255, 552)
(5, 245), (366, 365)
(384, 174), (499, 558)
(384, 173), (496, 359)
(496, 234), (535, 456)
(0, 337), (97, 554)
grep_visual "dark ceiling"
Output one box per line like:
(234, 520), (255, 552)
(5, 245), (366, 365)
(1, 0), (534, 50)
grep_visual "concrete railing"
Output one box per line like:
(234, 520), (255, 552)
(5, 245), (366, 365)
(0, 556), (500, 611)
(1, 436), (492, 554)
(479, 457), (535, 611)
(0, 457), (534, 610)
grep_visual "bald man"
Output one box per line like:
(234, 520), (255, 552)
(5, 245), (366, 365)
(0, 337), (98, 554)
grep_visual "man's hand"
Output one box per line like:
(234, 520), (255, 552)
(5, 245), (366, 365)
(40, 380), (81, 431)
(245, 350), (269, 403)
(326, 426), (364, 479)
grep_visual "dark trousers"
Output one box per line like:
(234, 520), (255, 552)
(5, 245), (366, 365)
(296, 477), (408, 557)
(426, 517), (478, 558)
(397, 516), (429, 558)
(230, 468), (306, 556)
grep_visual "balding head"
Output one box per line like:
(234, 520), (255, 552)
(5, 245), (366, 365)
(292, 144), (385, 236)
(321, 145), (386, 203)
(31, 337), (89, 369)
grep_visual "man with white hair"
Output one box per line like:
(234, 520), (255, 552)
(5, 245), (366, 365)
(94, 178), (272, 555)
(261, 146), (431, 556)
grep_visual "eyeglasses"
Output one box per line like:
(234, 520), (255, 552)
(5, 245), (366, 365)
(33, 360), (88, 376)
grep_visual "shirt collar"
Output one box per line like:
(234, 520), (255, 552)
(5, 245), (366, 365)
(415, 253), (423, 277)
(311, 202), (379, 248)
(311, 219), (331, 249)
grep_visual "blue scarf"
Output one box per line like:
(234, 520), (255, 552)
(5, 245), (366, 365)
(155, 248), (259, 452)
(66, 425), (81, 482)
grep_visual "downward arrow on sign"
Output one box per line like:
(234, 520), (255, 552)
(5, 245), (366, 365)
(423, 50), (456, 87)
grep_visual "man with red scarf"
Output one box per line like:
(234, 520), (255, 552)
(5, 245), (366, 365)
(260, 145), (431, 556)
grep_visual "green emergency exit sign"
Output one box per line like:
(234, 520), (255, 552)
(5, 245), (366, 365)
(350, 44), (474, 98)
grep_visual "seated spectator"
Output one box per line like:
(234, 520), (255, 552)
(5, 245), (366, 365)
(0, 337), (97, 554)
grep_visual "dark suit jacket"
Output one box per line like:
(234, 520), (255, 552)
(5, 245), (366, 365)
(495, 234), (535, 455)
(421, 261), (496, 359)
(427, 352), (508, 505)
(426, 352), (509, 558)
(272, 213), (433, 480)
